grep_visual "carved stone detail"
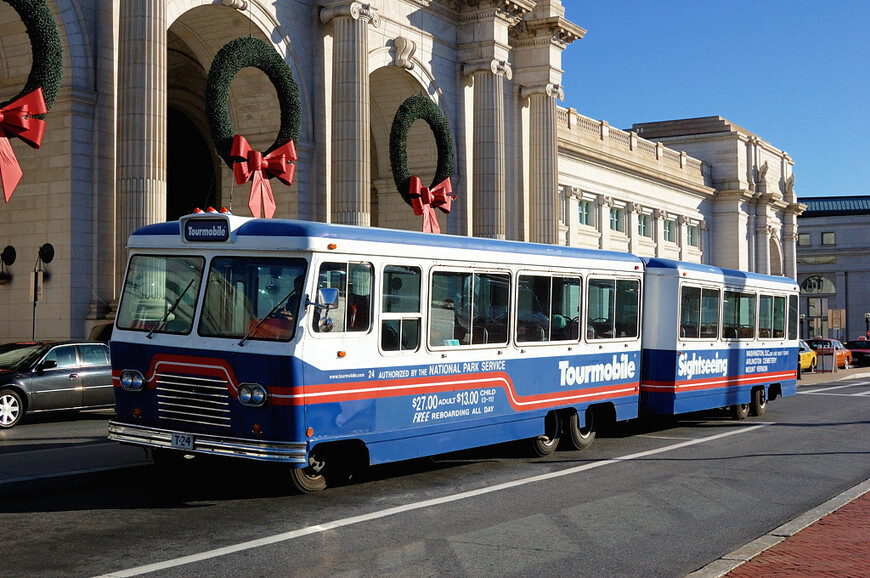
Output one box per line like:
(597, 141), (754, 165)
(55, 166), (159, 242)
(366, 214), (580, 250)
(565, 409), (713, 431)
(393, 37), (416, 70)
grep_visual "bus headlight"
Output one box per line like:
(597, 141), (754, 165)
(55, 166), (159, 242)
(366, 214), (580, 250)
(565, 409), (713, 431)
(120, 370), (146, 391)
(238, 383), (268, 407)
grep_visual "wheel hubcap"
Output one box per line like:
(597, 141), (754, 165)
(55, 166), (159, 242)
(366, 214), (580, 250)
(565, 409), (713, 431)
(0, 394), (20, 425)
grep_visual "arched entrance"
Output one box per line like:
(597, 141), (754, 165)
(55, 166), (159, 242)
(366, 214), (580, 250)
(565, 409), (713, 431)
(167, 107), (217, 219)
(769, 237), (783, 276)
(801, 275), (837, 338)
(369, 65), (442, 231)
(166, 5), (300, 219)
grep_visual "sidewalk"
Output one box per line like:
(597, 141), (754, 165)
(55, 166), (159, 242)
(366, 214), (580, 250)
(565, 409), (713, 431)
(692, 367), (870, 577)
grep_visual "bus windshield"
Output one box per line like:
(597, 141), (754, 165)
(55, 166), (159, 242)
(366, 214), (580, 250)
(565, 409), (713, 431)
(117, 255), (205, 335)
(198, 257), (307, 341)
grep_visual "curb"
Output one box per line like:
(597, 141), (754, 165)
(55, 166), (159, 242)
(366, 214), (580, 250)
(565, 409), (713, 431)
(687, 476), (870, 577)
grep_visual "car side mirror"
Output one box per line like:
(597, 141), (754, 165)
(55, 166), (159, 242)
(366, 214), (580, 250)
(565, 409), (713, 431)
(36, 359), (58, 374)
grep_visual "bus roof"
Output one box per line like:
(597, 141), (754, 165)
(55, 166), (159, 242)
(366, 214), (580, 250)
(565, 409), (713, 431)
(643, 257), (797, 288)
(130, 215), (644, 267)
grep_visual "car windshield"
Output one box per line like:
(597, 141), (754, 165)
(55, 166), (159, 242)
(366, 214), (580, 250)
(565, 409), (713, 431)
(845, 341), (868, 349)
(0, 343), (48, 371)
(807, 340), (830, 349)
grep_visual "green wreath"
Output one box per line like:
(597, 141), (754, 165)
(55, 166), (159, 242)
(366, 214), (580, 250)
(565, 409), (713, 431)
(205, 36), (301, 167)
(390, 94), (454, 207)
(0, 0), (63, 111)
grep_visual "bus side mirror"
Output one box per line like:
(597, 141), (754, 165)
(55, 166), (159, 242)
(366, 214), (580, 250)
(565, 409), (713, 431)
(316, 288), (339, 310)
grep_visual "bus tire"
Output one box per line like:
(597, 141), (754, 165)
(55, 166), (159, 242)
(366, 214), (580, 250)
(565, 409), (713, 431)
(291, 449), (328, 493)
(566, 408), (596, 450)
(731, 403), (750, 420)
(290, 466), (327, 493)
(751, 388), (767, 417)
(531, 412), (560, 457)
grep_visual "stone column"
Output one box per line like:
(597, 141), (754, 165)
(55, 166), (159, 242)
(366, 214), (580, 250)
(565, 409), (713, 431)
(562, 185), (580, 247)
(782, 203), (804, 279)
(756, 224), (772, 275)
(627, 202), (641, 255)
(597, 195), (613, 250)
(653, 209), (666, 258)
(321, 2), (379, 226)
(116, 0), (167, 291)
(464, 60), (511, 239)
(522, 83), (562, 244)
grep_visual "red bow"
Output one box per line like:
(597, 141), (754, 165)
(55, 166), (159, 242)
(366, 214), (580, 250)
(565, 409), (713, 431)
(230, 135), (297, 219)
(0, 88), (47, 203)
(409, 175), (454, 234)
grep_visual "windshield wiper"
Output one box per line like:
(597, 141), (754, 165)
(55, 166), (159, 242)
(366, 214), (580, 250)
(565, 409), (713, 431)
(238, 289), (297, 347)
(147, 278), (195, 339)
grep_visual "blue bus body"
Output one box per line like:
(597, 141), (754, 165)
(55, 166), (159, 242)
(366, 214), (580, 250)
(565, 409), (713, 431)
(108, 213), (797, 489)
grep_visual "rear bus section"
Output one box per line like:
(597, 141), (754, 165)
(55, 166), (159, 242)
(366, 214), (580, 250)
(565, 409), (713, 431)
(640, 259), (799, 419)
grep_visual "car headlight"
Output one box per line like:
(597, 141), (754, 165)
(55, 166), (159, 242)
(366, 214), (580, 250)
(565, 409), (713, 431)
(120, 370), (145, 391)
(238, 383), (268, 407)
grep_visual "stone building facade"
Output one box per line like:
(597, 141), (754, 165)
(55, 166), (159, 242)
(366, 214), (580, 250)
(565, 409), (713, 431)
(796, 197), (870, 341)
(0, 0), (801, 341)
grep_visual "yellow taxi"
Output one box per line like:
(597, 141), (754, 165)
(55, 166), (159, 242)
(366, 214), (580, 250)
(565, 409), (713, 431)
(799, 340), (817, 373)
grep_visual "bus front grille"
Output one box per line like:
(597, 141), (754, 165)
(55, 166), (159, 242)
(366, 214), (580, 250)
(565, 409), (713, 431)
(156, 372), (232, 428)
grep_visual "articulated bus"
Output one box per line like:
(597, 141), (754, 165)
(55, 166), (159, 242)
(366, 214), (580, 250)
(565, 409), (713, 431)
(108, 211), (798, 492)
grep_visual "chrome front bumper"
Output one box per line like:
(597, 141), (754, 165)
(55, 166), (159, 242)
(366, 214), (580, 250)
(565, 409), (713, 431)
(108, 421), (307, 464)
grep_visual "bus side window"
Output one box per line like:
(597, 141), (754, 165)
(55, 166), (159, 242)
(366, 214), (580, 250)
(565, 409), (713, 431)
(314, 262), (373, 333)
(381, 265), (421, 352)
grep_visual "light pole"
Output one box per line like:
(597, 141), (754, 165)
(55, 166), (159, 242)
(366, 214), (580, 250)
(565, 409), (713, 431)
(800, 313), (806, 340)
(864, 312), (870, 338)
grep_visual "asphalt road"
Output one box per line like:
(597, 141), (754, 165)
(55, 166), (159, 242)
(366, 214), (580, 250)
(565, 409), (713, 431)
(2, 375), (869, 577)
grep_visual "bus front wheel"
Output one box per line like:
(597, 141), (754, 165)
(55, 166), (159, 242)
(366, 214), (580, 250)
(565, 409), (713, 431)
(290, 454), (326, 494)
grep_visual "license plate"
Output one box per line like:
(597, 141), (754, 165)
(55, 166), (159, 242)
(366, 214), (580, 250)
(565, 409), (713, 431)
(171, 432), (193, 450)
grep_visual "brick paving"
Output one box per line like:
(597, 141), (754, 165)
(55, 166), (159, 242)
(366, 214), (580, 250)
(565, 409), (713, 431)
(725, 490), (870, 576)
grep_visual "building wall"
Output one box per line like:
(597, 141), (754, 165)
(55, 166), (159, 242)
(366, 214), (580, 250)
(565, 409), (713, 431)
(797, 206), (870, 341)
(0, 0), (801, 342)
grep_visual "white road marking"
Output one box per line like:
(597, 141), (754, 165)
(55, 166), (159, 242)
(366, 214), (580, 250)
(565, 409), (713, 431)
(97, 423), (771, 578)
(799, 382), (870, 394)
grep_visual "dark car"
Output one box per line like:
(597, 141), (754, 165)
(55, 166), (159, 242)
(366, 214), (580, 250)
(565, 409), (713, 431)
(844, 339), (870, 367)
(0, 341), (113, 428)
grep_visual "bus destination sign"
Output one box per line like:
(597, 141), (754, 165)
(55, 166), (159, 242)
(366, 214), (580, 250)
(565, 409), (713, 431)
(185, 219), (229, 242)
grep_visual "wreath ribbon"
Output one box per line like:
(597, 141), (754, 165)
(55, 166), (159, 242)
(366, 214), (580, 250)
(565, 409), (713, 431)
(230, 134), (296, 219)
(409, 175), (454, 234)
(0, 88), (47, 202)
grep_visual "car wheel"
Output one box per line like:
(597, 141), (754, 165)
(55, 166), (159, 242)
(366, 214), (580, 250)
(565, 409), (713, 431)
(0, 389), (24, 428)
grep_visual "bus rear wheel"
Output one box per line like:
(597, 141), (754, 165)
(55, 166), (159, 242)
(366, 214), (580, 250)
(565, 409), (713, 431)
(751, 388), (767, 417)
(531, 413), (560, 457)
(566, 408), (596, 450)
(731, 403), (750, 420)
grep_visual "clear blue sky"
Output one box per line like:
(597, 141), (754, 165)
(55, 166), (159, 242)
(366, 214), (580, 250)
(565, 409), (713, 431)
(559, 1), (869, 198)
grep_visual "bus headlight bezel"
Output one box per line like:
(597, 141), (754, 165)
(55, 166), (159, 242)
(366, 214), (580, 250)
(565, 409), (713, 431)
(238, 383), (268, 407)
(120, 370), (146, 392)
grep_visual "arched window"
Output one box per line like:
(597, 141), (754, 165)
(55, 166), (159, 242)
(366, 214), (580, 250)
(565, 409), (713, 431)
(801, 276), (836, 294)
